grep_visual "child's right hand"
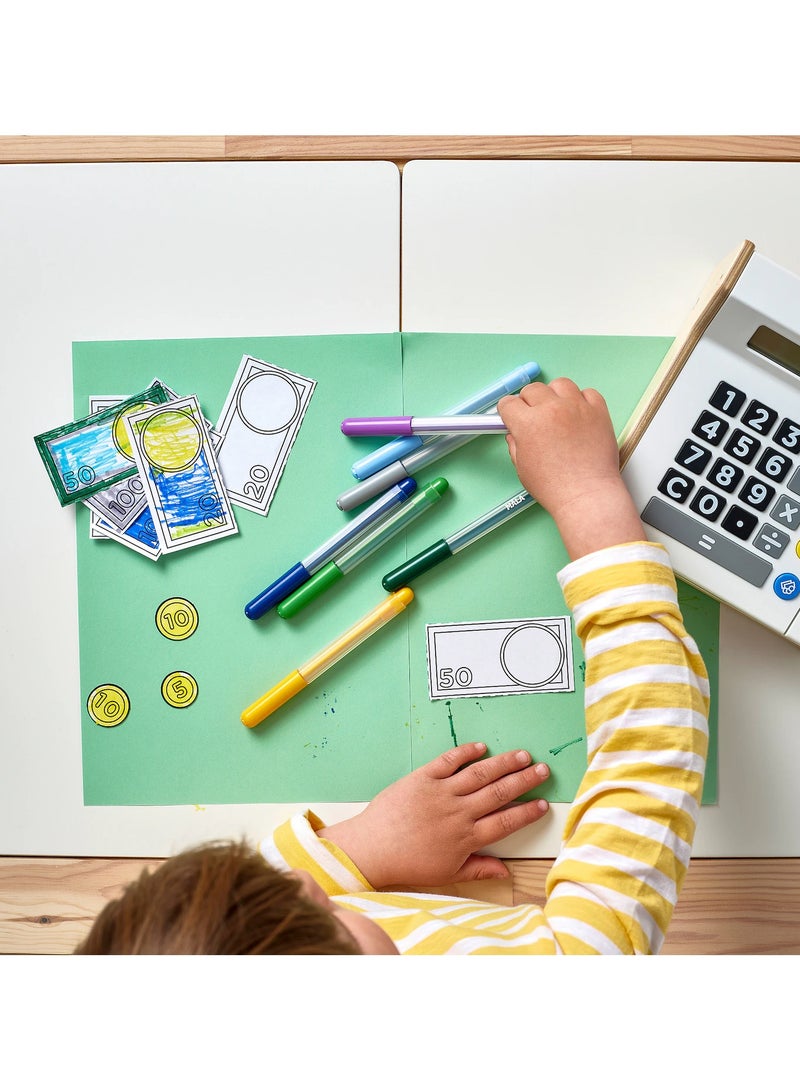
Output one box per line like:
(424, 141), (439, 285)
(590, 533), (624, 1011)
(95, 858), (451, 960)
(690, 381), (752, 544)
(497, 378), (646, 559)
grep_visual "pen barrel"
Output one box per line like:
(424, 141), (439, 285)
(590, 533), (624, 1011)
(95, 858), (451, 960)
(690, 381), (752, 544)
(299, 588), (414, 681)
(244, 562), (310, 619)
(382, 539), (453, 592)
(241, 670), (307, 728)
(277, 562), (344, 618)
(447, 491), (535, 553)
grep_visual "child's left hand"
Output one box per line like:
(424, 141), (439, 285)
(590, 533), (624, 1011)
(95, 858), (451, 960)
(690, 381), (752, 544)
(318, 742), (550, 888)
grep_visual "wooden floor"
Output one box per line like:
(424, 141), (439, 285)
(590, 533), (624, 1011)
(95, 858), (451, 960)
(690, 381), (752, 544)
(2, 855), (798, 955)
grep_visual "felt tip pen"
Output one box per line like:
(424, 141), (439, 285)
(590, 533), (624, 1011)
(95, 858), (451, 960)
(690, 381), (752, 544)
(244, 477), (417, 619)
(381, 490), (537, 591)
(337, 432), (476, 511)
(341, 413), (507, 437)
(241, 588), (414, 727)
(350, 362), (541, 480)
(277, 477), (449, 617)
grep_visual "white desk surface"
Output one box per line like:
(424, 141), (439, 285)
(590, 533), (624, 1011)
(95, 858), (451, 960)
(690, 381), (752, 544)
(402, 159), (800, 856)
(4, 157), (800, 860)
(0, 161), (400, 857)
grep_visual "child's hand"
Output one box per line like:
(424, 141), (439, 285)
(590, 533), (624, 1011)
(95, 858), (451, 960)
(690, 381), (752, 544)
(318, 742), (550, 889)
(498, 378), (645, 559)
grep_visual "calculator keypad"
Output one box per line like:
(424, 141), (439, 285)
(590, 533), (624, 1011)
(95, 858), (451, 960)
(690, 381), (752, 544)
(642, 380), (800, 591)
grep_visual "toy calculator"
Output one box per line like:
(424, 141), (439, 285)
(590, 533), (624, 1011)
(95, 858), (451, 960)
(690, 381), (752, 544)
(620, 240), (800, 645)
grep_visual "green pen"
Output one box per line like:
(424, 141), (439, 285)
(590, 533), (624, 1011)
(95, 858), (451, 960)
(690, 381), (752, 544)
(277, 477), (449, 617)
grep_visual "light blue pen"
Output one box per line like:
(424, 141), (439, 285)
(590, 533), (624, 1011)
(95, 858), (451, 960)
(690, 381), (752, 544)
(349, 361), (541, 480)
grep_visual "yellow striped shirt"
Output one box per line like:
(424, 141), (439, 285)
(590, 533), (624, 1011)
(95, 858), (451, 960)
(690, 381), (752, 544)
(261, 542), (710, 954)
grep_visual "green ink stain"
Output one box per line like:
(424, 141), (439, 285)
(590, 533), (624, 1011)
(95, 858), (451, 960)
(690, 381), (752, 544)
(549, 735), (583, 756)
(578, 661), (586, 682)
(445, 700), (458, 747)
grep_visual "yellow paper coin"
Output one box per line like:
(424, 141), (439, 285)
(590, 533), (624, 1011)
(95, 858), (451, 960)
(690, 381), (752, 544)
(161, 671), (198, 708)
(155, 597), (199, 640)
(140, 409), (202, 471)
(87, 684), (130, 728)
(112, 400), (155, 460)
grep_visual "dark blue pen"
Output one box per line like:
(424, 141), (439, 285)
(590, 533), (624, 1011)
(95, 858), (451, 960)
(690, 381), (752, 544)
(244, 477), (417, 619)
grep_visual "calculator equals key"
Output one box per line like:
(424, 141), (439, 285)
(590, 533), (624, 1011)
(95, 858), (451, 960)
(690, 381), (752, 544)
(621, 241), (800, 645)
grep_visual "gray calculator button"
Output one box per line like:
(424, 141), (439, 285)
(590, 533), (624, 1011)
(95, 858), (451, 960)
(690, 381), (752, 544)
(753, 524), (790, 557)
(641, 497), (773, 587)
(770, 495), (800, 530)
(787, 466), (800, 497)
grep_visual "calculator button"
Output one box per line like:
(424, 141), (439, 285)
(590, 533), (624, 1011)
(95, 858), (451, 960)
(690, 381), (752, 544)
(755, 446), (793, 483)
(721, 506), (759, 540)
(738, 476), (775, 511)
(723, 428), (761, 465)
(770, 495), (800, 530)
(641, 497), (772, 587)
(657, 468), (693, 503)
(741, 399), (778, 435)
(706, 458), (743, 493)
(754, 525), (790, 558)
(675, 439), (712, 473)
(709, 382), (746, 416)
(773, 573), (800, 601)
(774, 418), (800, 452)
(787, 467), (800, 497)
(692, 410), (729, 446)
(689, 486), (726, 522)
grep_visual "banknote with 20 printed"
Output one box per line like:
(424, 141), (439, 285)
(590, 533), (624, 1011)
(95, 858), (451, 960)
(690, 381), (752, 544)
(426, 616), (574, 700)
(125, 394), (238, 554)
(215, 355), (316, 516)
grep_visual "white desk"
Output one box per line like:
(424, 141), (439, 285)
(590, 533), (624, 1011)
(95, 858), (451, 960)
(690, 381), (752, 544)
(402, 159), (800, 856)
(0, 161), (400, 856)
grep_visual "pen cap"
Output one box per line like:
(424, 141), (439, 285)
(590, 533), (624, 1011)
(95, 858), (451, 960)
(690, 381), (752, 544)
(342, 416), (412, 437)
(337, 462), (407, 510)
(277, 562), (344, 618)
(382, 539), (453, 591)
(245, 562), (310, 619)
(241, 670), (307, 727)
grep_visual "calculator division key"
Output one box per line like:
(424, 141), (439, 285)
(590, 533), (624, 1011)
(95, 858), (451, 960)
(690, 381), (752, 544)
(691, 410), (729, 446)
(723, 428), (761, 465)
(755, 446), (793, 483)
(770, 494), (800, 531)
(754, 524), (790, 558)
(641, 497), (773, 587)
(709, 382), (746, 416)
(689, 486), (726, 522)
(738, 476), (775, 511)
(657, 468), (694, 503)
(741, 399), (778, 435)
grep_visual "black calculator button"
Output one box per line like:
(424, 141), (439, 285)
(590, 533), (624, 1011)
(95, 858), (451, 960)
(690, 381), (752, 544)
(770, 494), (800, 531)
(721, 506), (759, 540)
(675, 439), (711, 473)
(755, 447), (792, 483)
(741, 399), (778, 435)
(709, 382), (746, 416)
(689, 486), (726, 522)
(723, 428), (761, 465)
(706, 458), (743, 493)
(738, 476), (776, 511)
(657, 468), (693, 503)
(691, 411), (729, 447)
(774, 418), (800, 452)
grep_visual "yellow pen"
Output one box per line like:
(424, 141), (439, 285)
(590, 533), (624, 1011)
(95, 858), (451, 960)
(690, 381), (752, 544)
(241, 587), (414, 727)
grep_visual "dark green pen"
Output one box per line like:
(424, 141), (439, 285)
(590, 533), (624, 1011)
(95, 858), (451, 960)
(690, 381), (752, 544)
(381, 489), (537, 591)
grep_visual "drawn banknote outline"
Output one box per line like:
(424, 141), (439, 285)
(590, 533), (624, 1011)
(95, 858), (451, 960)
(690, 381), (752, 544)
(426, 617), (574, 700)
(126, 395), (238, 554)
(215, 355), (316, 516)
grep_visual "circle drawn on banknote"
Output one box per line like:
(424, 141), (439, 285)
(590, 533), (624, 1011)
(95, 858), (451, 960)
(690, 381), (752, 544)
(236, 372), (301, 435)
(112, 399), (156, 460)
(87, 684), (130, 728)
(161, 671), (199, 709)
(500, 623), (565, 688)
(140, 409), (202, 471)
(155, 597), (199, 640)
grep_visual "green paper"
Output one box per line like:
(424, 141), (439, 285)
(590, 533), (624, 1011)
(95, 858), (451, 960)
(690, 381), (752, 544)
(74, 332), (718, 807)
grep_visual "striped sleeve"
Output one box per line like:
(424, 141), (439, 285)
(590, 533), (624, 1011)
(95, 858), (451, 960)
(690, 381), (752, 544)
(260, 810), (374, 895)
(543, 541), (710, 954)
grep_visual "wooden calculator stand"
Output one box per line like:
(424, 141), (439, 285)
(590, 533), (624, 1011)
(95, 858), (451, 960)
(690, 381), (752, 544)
(621, 240), (800, 645)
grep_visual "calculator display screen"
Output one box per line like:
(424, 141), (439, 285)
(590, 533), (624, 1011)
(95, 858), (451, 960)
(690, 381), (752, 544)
(748, 325), (800, 379)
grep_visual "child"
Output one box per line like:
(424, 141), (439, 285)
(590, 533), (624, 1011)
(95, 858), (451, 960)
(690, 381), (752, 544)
(76, 378), (709, 956)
